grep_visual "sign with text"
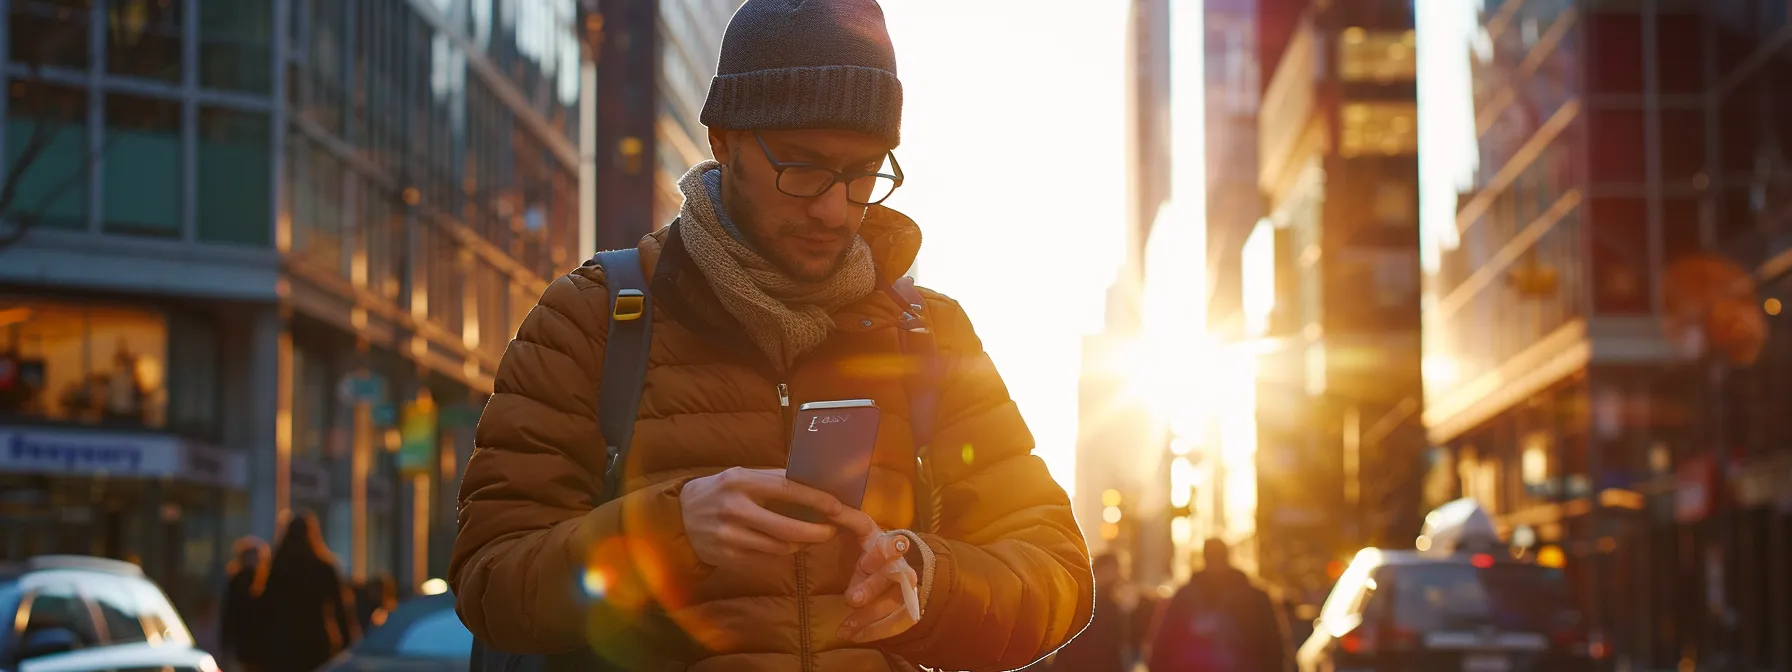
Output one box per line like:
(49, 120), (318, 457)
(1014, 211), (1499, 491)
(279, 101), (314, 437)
(0, 426), (246, 488)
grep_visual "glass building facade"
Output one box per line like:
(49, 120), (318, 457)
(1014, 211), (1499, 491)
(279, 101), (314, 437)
(1418, 0), (1792, 667)
(1, 0), (590, 620)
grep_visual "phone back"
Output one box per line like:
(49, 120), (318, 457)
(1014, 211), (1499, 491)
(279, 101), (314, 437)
(785, 400), (883, 511)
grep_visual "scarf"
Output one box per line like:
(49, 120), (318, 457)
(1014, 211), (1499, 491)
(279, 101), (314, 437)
(677, 160), (878, 369)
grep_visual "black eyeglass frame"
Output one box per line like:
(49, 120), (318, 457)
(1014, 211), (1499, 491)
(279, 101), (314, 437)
(754, 132), (904, 206)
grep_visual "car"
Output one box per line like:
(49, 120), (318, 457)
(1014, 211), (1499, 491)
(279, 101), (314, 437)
(323, 591), (471, 672)
(0, 555), (218, 672)
(1296, 501), (1601, 672)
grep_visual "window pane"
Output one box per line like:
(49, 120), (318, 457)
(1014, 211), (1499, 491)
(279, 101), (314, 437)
(0, 298), (169, 429)
(23, 583), (101, 648)
(197, 107), (271, 246)
(105, 0), (182, 81)
(198, 0), (271, 92)
(9, 0), (91, 69)
(103, 94), (182, 237)
(92, 582), (149, 644)
(4, 82), (89, 231)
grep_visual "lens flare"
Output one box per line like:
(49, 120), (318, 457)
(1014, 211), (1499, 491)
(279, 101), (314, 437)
(582, 566), (609, 599)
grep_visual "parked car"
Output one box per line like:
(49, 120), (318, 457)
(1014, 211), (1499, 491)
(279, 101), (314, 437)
(0, 555), (218, 672)
(1296, 501), (1600, 672)
(323, 591), (470, 672)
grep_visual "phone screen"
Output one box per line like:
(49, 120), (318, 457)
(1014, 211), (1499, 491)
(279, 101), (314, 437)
(778, 399), (882, 522)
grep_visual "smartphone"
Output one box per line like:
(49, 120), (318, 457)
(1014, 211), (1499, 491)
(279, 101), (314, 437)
(777, 399), (883, 523)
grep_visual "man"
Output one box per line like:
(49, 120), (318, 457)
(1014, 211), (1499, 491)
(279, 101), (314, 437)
(1148, 540), (1288, 672)
(1045, 554), (1128, 672)
(449, 1), (1093, 670)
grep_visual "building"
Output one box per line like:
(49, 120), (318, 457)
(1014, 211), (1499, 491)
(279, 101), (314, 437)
(590, 0), (742, 252)
(0, 0), (590, 616)
(1074, 0), (1172, 588)
(1416, 0), (1792, 667)
(1251, 0), (1425, 604)
(1204, 0), (1261, 340)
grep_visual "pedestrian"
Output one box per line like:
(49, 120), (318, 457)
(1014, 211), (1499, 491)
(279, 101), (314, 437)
(354, 574), (396, 631)
(448, 0), (1092, 668)
(1046, 553), (1130, 672)
(260, 512), (360, 672)
(219, 536), (270, 672)
(1148, 539), (1289, 672)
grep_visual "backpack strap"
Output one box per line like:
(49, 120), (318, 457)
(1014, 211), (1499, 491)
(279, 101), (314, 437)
(586, 248), (653, 503)
(882, 276), (942, 533)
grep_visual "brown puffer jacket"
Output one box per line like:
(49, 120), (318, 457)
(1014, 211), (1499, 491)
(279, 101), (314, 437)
(450, 206), (1093, 671)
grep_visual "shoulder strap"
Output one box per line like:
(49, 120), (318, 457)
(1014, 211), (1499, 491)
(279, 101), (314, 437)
(587, 248), (653, 503)
(883, 276), (942, 533)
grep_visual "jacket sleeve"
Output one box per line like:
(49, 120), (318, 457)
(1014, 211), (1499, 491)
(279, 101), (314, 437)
(449, 267), (713, 654)
(882, 295), (1094, 671)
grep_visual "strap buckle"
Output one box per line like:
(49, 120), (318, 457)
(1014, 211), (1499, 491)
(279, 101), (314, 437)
(612, 289), (646, 321)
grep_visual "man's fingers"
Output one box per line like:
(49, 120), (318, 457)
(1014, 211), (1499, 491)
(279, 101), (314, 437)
(742, 474), (848, 517)
(840, 593), (915, 643)
(828, 506), (879, 539)
(731, 500), (838, 544)
(846, 569), (895, 607)
(856, 533), (909, 574)
(717, 524), (800, 556)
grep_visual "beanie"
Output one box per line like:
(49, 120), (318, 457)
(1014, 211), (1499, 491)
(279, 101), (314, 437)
(700, 0), (903, 148)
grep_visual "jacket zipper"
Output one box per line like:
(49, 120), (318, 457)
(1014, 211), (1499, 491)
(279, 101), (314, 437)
(778, 382), (813, 672)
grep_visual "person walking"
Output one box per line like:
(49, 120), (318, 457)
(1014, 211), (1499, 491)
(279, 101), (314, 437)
(220, 536), (270, 672)
(260, 512), (359, 672)
(448, 1), (1092, 669)
(1148, 540), (1289, 672)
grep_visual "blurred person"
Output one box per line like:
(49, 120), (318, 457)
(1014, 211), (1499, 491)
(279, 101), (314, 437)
(1148, 540), (1289, 672)
(220, 537), (271, 672)
(1045, 553), (1129, 672)
(355, 574), (397, 630)
(449, 0), (1092, 669)
(261, 512), (360, 672)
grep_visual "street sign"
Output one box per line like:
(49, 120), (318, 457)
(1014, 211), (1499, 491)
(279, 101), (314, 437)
(338, 372), (387, 404)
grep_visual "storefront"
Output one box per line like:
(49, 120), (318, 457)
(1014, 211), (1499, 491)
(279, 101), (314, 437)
(0, 292), (241, 619)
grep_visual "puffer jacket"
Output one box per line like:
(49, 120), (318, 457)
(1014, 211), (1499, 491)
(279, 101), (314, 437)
(450, 205), (1093, 671)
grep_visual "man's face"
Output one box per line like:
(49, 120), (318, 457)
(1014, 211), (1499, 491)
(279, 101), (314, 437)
(708, 128), (892, 282)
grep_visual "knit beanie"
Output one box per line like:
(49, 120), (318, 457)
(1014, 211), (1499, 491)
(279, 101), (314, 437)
(700, 0), (903, 148)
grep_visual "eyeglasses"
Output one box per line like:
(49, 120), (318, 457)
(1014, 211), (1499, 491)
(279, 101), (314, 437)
(755, 132), (903, 206)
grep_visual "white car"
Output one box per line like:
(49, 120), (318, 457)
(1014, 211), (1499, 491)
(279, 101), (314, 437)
(0, 556), (219, 672)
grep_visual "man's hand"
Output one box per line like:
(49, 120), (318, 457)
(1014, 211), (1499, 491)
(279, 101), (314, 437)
(680, 467), (877, 566)
(838, 532), (922, 642)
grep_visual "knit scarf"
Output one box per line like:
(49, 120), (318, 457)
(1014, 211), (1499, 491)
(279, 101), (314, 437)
(677, 160), (878, 369)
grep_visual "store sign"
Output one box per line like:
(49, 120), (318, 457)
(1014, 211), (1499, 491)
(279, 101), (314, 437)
(0, 426), (246, 489)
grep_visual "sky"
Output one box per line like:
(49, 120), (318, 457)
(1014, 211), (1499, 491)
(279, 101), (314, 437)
(878, 1), (1132, 493)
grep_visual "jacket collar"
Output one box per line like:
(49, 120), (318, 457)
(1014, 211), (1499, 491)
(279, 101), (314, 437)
(635, 205), (924, 365)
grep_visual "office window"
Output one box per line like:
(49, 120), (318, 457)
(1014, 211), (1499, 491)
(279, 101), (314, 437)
(105, 0), (181, 81)
(4, 82), (88, 231)
(1657, 12), (1705, 95)
(197, 107), (272, 246)
(0, 298), (169, 429)
(291, 342), (330, 460)
(102, 94), (181, 238)
(1338, 29), (1416, 83)
(1588, 108), (1644, 184)
(165, 311), (220, 441)
(10, 1), (91, 69)
(1659, 108), (1705, 183)
(198, 0), (272, 92)
(1588, 197), (1649, 314)
(1586, 12), (1642, 95)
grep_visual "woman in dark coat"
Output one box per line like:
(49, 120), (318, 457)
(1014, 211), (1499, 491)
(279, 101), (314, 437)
(260, 512), (360, 672)
(220, 536), (270, 672)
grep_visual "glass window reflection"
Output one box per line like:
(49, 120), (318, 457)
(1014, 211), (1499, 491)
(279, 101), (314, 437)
(4, 82), (89, 231)
(105, 0), (181, 81)
(10, 0), (92, 70)
(198, 107), (272, 246)
(102, 94), (181, 237)
(198, 0), (272, 92)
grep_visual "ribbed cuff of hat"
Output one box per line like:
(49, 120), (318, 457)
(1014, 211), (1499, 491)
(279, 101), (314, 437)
(701, 65), (903, 148)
